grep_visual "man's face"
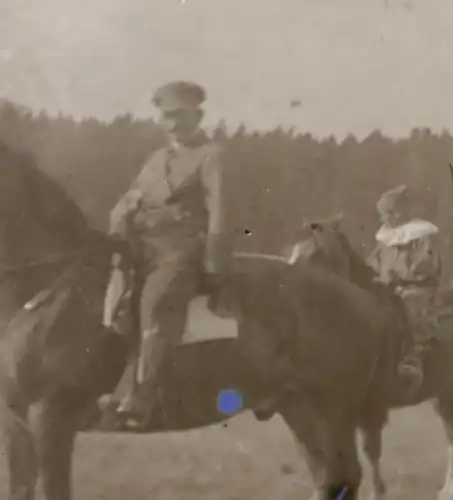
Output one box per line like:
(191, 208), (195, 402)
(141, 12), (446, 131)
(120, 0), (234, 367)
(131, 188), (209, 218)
(159, 107), (201, 144)
(379, 211), (393, 226)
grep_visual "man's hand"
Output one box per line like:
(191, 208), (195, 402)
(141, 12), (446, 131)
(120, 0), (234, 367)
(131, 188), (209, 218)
(107, 236), (134, 269)
(372, 276), (388, 285)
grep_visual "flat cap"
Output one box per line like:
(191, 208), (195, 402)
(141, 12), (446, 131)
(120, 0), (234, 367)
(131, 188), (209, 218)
(152, 81), (206, 111)
(376, 183), (408, 215)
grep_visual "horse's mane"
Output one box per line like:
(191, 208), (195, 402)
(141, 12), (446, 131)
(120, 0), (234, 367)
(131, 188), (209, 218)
(329, 229), (404, 321)
(0, 143), (111, 313)
(0, 143), (97, 257)
(335, 230), (379, 292)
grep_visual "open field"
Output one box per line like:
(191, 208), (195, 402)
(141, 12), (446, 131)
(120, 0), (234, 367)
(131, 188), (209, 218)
(0, 404), (448, 500)
(0, 298), (450, 499)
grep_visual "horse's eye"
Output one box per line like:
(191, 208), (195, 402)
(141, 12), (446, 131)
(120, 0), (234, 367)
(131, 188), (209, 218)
(310, 222), (321, 232)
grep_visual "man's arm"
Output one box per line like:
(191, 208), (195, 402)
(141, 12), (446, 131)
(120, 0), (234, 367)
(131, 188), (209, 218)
(200, 144), (231, 273)
(109, 185), (143, 239)
(108, 154), (158, 239)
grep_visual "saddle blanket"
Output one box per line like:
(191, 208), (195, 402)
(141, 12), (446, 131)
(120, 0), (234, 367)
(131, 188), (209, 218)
(184, 296), (238, 342)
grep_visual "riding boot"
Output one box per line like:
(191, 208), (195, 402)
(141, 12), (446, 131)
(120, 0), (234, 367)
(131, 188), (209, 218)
(116, 328), (168, 431)
(116, 380), (160, 431)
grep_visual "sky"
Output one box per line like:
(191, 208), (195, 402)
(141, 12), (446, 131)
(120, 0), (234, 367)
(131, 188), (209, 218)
(1, 0), (453, 139)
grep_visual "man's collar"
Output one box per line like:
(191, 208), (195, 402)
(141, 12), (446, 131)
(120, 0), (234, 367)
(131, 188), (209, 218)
(376, 219), (439, 247)
(167, 129), (208, 151)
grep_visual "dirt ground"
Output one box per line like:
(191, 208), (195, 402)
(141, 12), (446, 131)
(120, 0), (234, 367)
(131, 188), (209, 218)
(0, 298), (450, 499)
(0, 404), (448, 500)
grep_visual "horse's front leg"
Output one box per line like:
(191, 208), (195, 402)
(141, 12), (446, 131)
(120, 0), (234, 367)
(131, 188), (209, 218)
(279, 398), (326, 499)
(323, 417), (363, 500)
(280, 395), (363, 500)
(3, 391), (37, 500)
(36, 390), (93, 500)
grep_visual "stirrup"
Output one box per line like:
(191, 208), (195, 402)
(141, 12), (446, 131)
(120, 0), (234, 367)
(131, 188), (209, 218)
(398, 362), (422, 376)
(114, 406), (152, 431)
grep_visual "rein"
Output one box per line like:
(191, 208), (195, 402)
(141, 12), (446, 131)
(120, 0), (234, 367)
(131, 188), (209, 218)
(0, 249), (93, 275)
(0, 234), (123, 275)
(232, 251), (292, 264)
(0, 240), (119, 313)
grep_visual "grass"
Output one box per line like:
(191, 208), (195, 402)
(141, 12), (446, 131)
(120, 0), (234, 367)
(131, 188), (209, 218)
(0, 404), (448, 499)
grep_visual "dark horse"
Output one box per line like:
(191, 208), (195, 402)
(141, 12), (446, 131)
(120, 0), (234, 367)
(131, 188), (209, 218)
(287, 213), (453, 500)
(2, 145), (450, 500)
(0, 144), (329, 500)
(0, 144), (253, 500)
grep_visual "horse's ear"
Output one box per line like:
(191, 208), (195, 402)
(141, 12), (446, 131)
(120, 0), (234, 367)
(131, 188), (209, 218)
(309, 221), (322, 232)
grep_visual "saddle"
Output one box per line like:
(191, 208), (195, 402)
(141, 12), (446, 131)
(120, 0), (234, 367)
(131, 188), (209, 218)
(364, 281), (442, 363)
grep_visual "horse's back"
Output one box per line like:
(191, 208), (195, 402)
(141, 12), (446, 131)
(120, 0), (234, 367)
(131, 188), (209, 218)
(232, 261), (397, 413)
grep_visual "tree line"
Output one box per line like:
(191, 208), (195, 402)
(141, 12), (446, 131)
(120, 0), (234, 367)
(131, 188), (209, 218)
(1, 101), (453, 280)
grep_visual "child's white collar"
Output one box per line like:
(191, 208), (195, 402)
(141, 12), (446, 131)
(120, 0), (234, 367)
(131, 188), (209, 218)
(375, 219), (439, 247)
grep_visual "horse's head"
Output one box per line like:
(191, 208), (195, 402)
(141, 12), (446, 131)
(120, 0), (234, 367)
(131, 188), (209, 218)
(289, 213), (377, 288)
(288, 213), (350, 275)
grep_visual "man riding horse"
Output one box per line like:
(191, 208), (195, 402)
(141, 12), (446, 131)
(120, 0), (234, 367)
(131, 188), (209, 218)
(367, 183), (442, 395)
(102, 81), (231, 431)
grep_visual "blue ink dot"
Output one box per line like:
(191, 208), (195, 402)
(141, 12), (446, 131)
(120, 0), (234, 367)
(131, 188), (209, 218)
(217, 389), (243, 415)
(336, 486), (348, 500)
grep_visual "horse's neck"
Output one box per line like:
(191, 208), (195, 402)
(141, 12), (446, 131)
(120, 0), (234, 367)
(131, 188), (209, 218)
(234, 261), (376, 320)
(341, 239), (378, 291)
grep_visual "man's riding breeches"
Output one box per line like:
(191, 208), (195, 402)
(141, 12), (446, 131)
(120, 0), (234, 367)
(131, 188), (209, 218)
(136, 252), (200, 380)
(103, 245), (202, 386)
